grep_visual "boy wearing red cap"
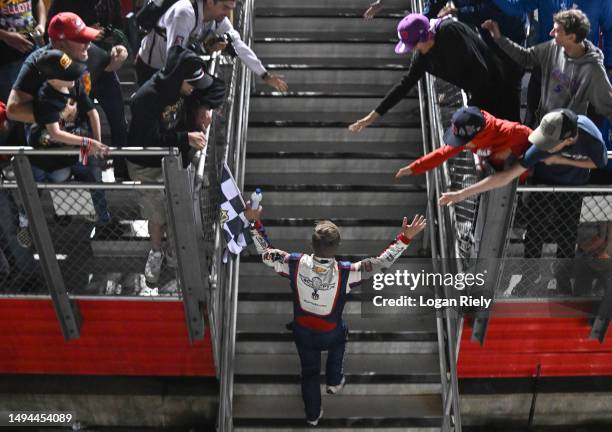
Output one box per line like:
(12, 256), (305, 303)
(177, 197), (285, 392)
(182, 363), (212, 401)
(395, 106), (532, 178)
(7, 12), (127, 126)
(27, 49), (109, 183)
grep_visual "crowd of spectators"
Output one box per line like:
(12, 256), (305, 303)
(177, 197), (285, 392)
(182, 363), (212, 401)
(0, 0), (280, 287)
(0, 0), (611, 425)
(355, 2), (612, 278)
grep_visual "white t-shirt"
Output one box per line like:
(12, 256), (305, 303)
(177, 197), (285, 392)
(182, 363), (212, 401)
(138, 0), (266, 76)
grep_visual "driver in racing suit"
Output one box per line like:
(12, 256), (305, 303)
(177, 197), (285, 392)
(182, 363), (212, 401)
(246, 208), (427, 426)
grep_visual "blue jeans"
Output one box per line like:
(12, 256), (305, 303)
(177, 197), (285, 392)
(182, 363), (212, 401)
(292, 321), (347, 421)
(31, 165), (71, 183)
(0, 191), (37, 274)
(72, 160), (111, 225)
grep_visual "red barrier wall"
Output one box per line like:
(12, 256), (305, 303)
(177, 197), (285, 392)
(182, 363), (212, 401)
(0, 298), (215, 376)
(459, 311), (612, 378)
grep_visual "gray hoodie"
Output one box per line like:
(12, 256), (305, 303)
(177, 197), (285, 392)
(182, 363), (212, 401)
(496, 36), (612, 122)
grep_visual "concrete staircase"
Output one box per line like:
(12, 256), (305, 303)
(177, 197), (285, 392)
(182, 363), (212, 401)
(233, 0), (443, 429)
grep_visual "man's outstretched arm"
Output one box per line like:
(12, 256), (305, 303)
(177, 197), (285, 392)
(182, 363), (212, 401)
(439, 163), (525, 206)
(355, 215), (427, 284)
(246, 206), (292, 276)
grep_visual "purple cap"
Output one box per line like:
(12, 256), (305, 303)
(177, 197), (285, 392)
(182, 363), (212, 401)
(395, 14), (430, 54)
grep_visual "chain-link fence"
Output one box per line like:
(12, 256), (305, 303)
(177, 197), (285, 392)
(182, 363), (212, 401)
(0, 170), (180, 297)
(498, 189), (612, 299)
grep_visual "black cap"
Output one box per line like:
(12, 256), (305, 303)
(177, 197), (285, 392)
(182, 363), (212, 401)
(191, 76), (226, 109)
(35, 49), (86, 81)
(183, 62), (214, 89)
(443, 106), (486, 147)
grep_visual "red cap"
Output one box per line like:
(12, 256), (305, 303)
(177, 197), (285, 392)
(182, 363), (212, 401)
(0, 101), (6, 126)
(48, 12), (100, 43)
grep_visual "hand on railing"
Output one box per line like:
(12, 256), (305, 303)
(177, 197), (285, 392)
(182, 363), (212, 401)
(348, 111), (380, 132)
(91, 139), (111, 157)
(188, 131), (207, 150)
(263, 73), (288, 92)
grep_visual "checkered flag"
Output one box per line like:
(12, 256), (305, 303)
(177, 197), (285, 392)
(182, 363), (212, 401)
(220, 162), (251, 256)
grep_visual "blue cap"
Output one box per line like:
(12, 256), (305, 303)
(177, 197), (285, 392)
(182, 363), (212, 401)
(443, 106), (485, 147)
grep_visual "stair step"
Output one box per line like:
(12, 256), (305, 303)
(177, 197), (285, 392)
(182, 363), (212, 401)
(233, 394), (441, 424)
(255, 0), (410, 10)
(236, 339), (438, 355)
(264, 58), (409, 70)
(236, 296), (430, 315)
(253, 69), (409, 87)
(256, 42), (398, 58)
(248, 112), (418, 127)
(247, 205), (424, 220)
(246, 140), (420, 154)
(247, 126), (421, 143)
(237, 314), (437, 335)
(254, 83), (397, 96)
(253, 17), (397, 39)
(243, 190), (426, 205)
(250, 96), (417, 113)
(245, 173), (422, 188)
(235, 353), (439, 376)
(236, 426), (440, 431)
(234, 381), (441, 396)
(246, 157), (418, 174)
(246, 152), (419, 160)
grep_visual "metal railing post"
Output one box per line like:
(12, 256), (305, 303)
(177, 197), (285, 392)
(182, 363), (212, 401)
(163, 155), (208, 343)
(12, 154), (81, 340)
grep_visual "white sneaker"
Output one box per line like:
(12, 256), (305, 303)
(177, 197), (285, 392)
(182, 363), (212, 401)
(306, 408), (323, 426)
(326, 376), (346, 395)
(145, 249), (164, 284)
(139, 286), (159, 296)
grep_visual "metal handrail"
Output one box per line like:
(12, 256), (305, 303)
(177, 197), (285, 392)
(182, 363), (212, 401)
(413, 2), (465, 424)
(217, 0), (254, 430)
(0, 147), (179, 155)
(517, 186), (612, 192)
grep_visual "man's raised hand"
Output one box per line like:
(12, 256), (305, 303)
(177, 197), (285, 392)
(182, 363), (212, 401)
(402, 214), (426, 239)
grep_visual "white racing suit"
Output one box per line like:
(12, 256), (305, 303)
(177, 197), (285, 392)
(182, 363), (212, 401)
(250, 221), (413, 331)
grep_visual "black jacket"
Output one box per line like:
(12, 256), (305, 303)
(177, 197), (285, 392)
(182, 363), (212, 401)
(375, 19), (510, 117)
(127, 47), (202, 167)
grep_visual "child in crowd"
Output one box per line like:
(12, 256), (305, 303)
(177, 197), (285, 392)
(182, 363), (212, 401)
(27, 49), (109, 182)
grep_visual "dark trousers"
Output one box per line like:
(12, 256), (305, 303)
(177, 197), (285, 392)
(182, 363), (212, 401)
(92, 71), (129, 179)
(292, 321), (347, 421)
(523, 191), (582, 260)
(0, 191), (36, 275)
(92, 71), (128, 149)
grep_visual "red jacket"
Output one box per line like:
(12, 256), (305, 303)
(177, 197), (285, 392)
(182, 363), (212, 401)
(409, 110), (532, 175)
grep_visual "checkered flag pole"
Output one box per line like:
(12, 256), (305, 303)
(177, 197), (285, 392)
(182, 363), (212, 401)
(220, 162), (252, 257)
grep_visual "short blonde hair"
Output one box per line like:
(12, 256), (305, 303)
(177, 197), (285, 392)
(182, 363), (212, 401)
(312, 220), (340, 257)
